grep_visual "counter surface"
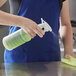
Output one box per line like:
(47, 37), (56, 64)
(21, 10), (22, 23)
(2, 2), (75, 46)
(0, 62), (76, 76)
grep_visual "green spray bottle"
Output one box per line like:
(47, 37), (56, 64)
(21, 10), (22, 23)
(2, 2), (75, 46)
(2, 18), (52, 51)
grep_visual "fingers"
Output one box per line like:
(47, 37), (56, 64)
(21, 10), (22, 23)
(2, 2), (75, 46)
(35, 26), (45, 37)
(64, 53), (76, 59)
(33, 24), (45, 38)
(74, 55), (76, 58)
(64, 55), (70, 59)
(23, 28), (36, 38)
(71, 54), (76, 58)
(26, 24), (45, 38)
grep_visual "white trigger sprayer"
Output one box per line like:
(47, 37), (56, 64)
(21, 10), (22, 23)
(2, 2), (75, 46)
(38, 18), (52, 32)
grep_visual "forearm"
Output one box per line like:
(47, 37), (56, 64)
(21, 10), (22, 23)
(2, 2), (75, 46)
(0, 0), (7, 7)
(60, 0), (76, 58)
(63, 24), (73, 54)
(0, 10), (28, 27)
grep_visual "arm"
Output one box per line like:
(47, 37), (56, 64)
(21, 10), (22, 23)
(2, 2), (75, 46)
(0, 10), (31, 27)
(0, 0), (7, 7)
(0, 0), (44, 38)
(60, 0), (76, 58)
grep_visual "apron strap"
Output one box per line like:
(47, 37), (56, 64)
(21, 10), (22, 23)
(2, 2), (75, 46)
(58, 0), (66, 11)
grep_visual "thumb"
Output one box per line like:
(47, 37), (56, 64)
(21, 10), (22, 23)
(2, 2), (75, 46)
(64, 54), (70, 59)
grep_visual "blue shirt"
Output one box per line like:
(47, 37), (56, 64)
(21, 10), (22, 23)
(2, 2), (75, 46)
(5, 0), (61, 63)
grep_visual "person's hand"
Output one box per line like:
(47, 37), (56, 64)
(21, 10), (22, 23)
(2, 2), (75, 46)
(20, 18), (45, 38)
(64, 52), (76, 59)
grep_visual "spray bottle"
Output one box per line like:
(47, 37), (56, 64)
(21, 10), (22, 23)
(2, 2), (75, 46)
(2, 18), (52, 51)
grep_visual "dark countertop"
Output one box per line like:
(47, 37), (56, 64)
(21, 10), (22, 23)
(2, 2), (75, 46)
(0, 62), (76, 76)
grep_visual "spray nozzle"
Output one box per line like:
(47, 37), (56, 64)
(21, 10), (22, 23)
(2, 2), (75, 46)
(38, 18), (52, 32)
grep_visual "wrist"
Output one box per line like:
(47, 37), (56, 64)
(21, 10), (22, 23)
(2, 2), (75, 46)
(64, 46), (73, 55)
(16, 16), (30, 28)
(13, 16), (24, 27)
(64, 50), (73, 55)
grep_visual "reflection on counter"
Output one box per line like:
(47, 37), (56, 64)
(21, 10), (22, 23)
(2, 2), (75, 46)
(0, 62), (76, 76)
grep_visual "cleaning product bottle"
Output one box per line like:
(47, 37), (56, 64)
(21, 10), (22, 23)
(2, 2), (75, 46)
(2, 18), (52, 51)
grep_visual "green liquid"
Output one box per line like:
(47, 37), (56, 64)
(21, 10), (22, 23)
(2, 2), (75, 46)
(3, 29), (31, 50)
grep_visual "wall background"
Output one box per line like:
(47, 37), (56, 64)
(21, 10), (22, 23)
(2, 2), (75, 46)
(69, 0), (76, 21)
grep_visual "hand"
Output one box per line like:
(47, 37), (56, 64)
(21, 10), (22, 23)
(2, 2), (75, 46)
(64, 52), (76, 59)
(20, 18), (45, 38)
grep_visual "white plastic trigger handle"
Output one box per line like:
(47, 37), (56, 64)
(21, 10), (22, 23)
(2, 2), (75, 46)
(38, 18), (44, 29)
(38, 18), (52, 32)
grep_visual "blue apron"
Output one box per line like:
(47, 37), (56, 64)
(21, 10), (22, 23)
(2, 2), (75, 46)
(4, 0), (61, 63)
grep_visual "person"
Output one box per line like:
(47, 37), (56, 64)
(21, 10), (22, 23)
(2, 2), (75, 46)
(0, 0), (76, 63)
